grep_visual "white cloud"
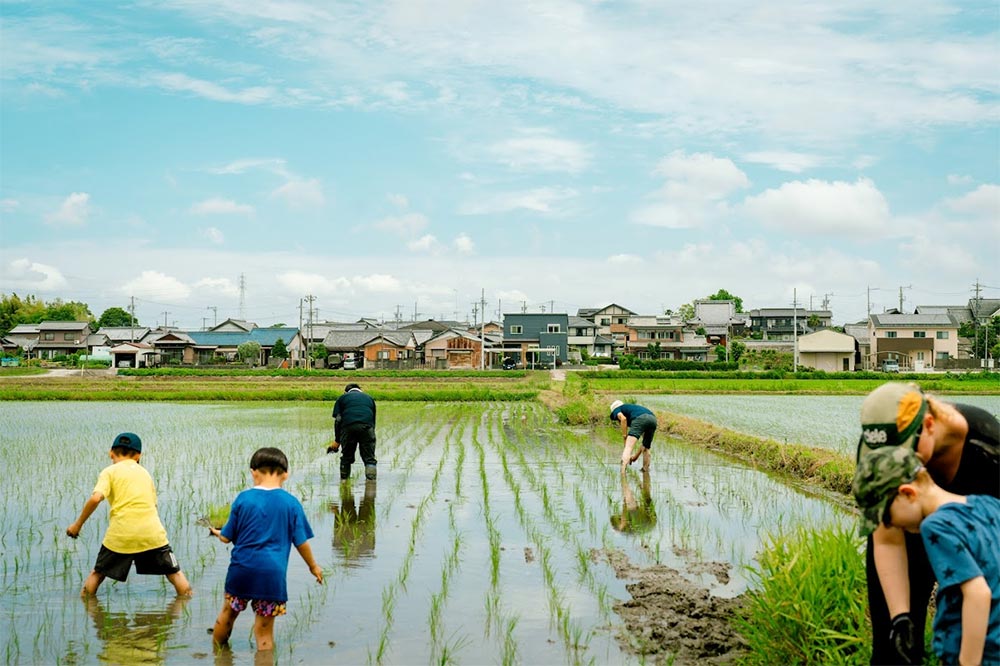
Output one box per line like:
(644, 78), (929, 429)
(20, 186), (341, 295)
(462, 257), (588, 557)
(1, 198), (20, 212)
(946, 184), (1000, 219)
(191, 197), (255, 216)
(353, 274), (400, 292)
(200, 227), (225, 244)
(276, 271), (351, 296)
(387, 193), (409, 209)
(151, 72), (276, 105)
(488, 131), (591, 174)
(946, 174), (974, 186)
(459, 187), (578, 215)
(375, 212), (428, 237)
(4, 257), (68, 290)
(632, 151), (749, 228)
(193, 276), (239, 296)
(743, 177), (890, 235)
(408, 234), (440, 252)
(120, 270), (192, 301)
(270, 178), (325, 209)
(742, 151), (823, 173)
(453, 233), (474, 255)
(607, 254), (642, 265)
(207, 158), (289, 177)
(45, 192), (90, 226)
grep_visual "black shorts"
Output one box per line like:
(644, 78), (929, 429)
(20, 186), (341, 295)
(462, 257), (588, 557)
(627, 413), (658, 449)
(94, 544), (181, 582)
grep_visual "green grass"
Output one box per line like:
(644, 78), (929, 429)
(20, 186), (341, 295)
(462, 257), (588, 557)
(735, 525), (870, 665)
(0, 366), (47, 376)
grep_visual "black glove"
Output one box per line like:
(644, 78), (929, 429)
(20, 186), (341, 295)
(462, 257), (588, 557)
(888, 613), (919, 664)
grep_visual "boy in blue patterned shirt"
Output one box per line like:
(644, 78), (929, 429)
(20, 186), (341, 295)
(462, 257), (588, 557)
(854, 446), (1000, 665)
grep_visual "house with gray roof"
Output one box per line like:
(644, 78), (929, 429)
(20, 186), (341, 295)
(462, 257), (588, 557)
(187, 327), (303, 365)
(35, 321), (93, 359)
(867, 313), (959, 371)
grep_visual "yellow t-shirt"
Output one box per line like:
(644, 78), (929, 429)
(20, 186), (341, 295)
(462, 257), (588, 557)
(94, 459), (168, 553)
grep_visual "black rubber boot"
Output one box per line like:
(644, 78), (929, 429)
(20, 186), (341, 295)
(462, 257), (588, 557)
(364, 465), (377, 481)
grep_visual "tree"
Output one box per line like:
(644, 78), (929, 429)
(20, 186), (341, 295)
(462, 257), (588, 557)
(677, 302), (695, 321)
(45, 299), (93, 322)
(730, 340), (747, 363)
(807, 314), (821, 329)
(708, 289), (744, 313)
(237, 341), (262, 365)
(272, 338), (289, 359)
(310, 343), (328, 360)
(714, 344), (727, 362)
(0, 293), (47, 335)
(98, 307), (137, 328)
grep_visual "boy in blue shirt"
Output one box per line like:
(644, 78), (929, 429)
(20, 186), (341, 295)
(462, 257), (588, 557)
(208, 447), (324, 652)
(610, 400), (658, 472)
(854, 446), (1000, 665)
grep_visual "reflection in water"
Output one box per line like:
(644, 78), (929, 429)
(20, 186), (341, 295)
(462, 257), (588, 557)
(84, 595), (188, 664)
(329, 480), (377, 566)
(610, 469), (657, 534)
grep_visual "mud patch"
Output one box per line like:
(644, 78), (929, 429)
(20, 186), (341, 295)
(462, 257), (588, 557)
(595, 548), (747, 665)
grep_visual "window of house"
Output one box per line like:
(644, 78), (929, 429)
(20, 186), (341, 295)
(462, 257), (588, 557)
(377, 350), (390, 360)
(917, 352), (925, 361)
(65, 332), (76, 341)
(509, 325), (523, 334)
(885, 331), (897, 338)
(547, 324), (561, 333)
(936, 351), (949, 361)
(44, 332), (54, 340)
(936, 331), (949, 339)
(600, 318), (611, 326)
(913, 331), (926, 338)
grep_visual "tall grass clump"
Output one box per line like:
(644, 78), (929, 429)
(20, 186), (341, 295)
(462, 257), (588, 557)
(735, 525), (869, 665)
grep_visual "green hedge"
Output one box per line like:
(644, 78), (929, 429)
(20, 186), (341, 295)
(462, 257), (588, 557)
(118, 367), (527, 378)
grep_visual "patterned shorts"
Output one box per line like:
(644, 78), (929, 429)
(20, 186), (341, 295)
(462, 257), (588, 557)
(225, 593), (287, 617)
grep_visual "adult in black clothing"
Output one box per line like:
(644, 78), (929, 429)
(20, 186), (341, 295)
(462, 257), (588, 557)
(328, 383), (378, 481)
(857, 382), (999, 665)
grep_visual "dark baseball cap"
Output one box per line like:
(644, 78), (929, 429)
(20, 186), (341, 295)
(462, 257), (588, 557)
(112, 432), (142, 453)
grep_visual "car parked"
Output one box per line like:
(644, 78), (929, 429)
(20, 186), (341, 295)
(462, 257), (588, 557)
(881, 359), (900, 373)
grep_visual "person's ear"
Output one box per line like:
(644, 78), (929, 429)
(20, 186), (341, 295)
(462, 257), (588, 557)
(898, 484), (918, 499)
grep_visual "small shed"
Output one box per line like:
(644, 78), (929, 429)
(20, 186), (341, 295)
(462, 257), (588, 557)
(798, 329), (856, 372)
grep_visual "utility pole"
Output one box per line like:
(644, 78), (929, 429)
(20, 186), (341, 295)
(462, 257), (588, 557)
(898, 284), (912, 312)
(298, 299), (304, 367)
(822, 293), (832, 311)
(521, 300), (527, 314)
(972, 279), (984, 365)
(792, 289), (798, 372)
(207, 306), (218, 328)
(129, 296), (136, 342)
(202, 317), (208, 330)
(304, 295), (316, 370)
(238, 273), (246, 320)
(471, 302), (479, 328)
(161, 311), (170, 328)
(480, 289), (487, 370)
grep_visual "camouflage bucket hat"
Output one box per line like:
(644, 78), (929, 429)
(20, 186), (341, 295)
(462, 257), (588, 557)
(857, 382), (927, 459)
(853, 446), (923, 536)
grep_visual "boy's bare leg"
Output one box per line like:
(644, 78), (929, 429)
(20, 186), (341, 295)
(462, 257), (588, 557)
(167, 570), (193, 596)
(253, 615), (276, 651)
(81, 570), (106, 597)
(212, 602), (239, 647)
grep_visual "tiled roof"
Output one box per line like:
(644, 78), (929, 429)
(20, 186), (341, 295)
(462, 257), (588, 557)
(38, 321), (91, 331)
(187, 328), (299, 347)
(870, 314), (958, 327)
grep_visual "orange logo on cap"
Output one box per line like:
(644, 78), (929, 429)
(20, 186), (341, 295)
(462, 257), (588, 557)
(896, 391), (924, 431)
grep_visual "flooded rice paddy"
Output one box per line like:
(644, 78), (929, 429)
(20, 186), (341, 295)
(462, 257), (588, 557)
(2, 401), (851, 664)
(641, 394), (1000, 456)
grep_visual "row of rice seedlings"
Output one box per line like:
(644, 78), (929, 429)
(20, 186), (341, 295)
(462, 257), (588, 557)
(428, 502), (466, 661)
(371, 420), (454, 665)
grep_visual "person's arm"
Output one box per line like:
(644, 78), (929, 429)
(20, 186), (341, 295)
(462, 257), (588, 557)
(958, 575), (990, 666)
(66, 491), (105, 538)
(296, 541), (324, 584)
(208, 526), (231, 544)
(872, 524), (911, 617)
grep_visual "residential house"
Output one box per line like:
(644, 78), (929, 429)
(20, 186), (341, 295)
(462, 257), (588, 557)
(209, 318), (257, 333)
(625, 316), (711, 361)
(867, 313), (959, 371)
(566, 316), (610, 361)
(363, 331), (417, 368)
(502, 313), (569, 366)
(185, 327), (304, 365)
(747, 308), (832, 341)
(423, 329), (488, 369)
(688, 299), (747, 347)
(110, 342), (156, 368)
(97, 326), (152, 345)
(797, 329), (856, 372)
(34, 321), (93, 359)
(145, 329), (197, 364)
(6, 324), (40, 358)
(843, 322), (870, 368)
(577, 304), (637, 357)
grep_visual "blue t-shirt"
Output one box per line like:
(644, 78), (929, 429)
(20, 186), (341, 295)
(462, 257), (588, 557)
(221, 487), (314, 602)
(611, 403), (653, 424)
(922, 495), (1000, 664)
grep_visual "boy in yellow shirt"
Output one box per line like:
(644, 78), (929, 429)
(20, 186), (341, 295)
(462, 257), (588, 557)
(66, 432), (192, 597)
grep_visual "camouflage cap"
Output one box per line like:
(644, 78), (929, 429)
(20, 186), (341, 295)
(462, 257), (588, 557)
(853, 446), (923, 536)
(857, 382), (927, 459)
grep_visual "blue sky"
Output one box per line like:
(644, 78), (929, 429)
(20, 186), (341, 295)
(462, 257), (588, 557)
(2, 1), (998, 328)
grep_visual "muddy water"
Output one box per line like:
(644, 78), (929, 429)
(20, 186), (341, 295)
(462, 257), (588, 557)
(2, 401), (849, 664)
(642, 393), (1000, 456)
